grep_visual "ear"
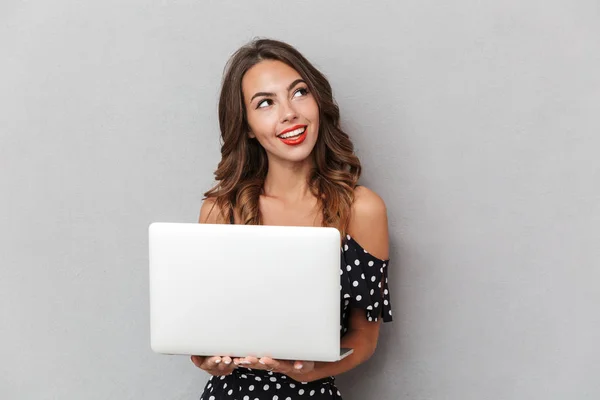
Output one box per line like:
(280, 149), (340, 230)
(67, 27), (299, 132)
(248, 130), (256, 139)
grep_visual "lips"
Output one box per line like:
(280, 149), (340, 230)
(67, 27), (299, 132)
(277, 124), (308, 146)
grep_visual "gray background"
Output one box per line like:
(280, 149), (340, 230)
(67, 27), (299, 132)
(1, 1), (599, 399)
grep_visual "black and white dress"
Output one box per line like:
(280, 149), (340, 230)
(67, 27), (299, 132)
(199, 233), (393, 400)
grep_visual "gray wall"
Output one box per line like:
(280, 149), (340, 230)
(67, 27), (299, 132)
(1, 1), (598, 399)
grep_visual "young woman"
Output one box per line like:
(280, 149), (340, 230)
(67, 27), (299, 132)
(191, 38), (393, 400)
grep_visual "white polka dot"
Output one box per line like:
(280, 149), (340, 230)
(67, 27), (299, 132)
(371, 276), (376, 282)
(263, 384), (270, 390)
(220, 376), (225, 380)
(352, 281), (359, 287)
(276, 384), (281, 389)
(383, 263), (386, 268)
(242, 374), (247, 378)
(207, 383), (212, 389)
(228, 389), (233, 395)
(209, 396), (215, 400)
(344, 244), (348, 251)
(384, 299), (389, 305)
(321, 388), (325, 394)
(354, 259), (360, 266)
(346, 265), (352, 271)
(374, 302), (379, 307)
(356, 295), (362, 301)
(223, 383), (227, 389)
(378, 282), (382, 288)
(368, 261), (374, 267)
(273, 396), (279, 400)
(286, 398), (292, 400)
(386, 278), (388, 283)
(340, 285), (342, 291)
(385, 289), (389, 295)
(344, 293), (351, 298)
(310, 390), (315, 396)
(368, 316), (373, 321)
(244, 396), (249, 400)
(370, 289), (375, 295)
(389, 310), (393, 315)
(380, 267), (383, 273)
(339, 269), (343, 275)
(255, 377), (261, 381)
(367, 305), (373, 310)
(337, 390), (341, 396)
(270, 377), (277, 382)
(290, 383), (295, 388)
(249, 385), (254, 391)
(361, 273), (365, 279)
(299, 389), (305, 395)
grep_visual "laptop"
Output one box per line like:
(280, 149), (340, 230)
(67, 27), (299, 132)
(148, 222), (353, 362)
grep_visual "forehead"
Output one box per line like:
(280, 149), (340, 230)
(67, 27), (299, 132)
(242, 60), (302, 98)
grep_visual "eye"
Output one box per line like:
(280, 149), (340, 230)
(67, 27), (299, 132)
(293, 87), (309, 98)
(256, 99), (273, 109)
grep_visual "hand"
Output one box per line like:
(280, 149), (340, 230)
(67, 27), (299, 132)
(190, 355), (237, 376)
(233, 356), (315, 379)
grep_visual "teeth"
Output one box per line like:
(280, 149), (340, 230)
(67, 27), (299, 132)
(279, 127), (306, 139)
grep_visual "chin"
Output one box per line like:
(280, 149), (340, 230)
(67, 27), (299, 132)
(272, 143), (316, 164)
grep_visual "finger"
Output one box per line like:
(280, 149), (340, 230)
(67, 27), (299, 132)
(293, 360), (304, 370)
(246, 356), (259, 364)
(190, 355), (205, 369)
(202, 356), (222, 370)
(234, 357), (252, 366)
(242, 356), (259, 368)
(259, 357), (278, 370)
(217, 356), (234, 371)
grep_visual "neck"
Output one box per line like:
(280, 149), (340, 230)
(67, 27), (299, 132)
(262, 157), (314, 202)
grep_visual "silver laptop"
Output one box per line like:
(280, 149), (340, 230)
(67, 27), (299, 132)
(148, 222), (353, 362)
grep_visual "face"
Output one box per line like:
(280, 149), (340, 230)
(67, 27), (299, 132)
(242, 60), (320, 165)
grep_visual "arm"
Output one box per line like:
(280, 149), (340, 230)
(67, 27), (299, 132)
(198, 197), (228, 224)
(249, 186), (390, 382)
(294, 186), (389, 381)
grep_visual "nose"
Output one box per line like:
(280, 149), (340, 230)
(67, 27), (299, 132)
(279, 99), (298, 124)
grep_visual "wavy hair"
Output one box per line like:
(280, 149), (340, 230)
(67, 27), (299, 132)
(204, 38), (361, 235)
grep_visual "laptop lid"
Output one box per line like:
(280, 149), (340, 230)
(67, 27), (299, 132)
(149, 222), (348, 362)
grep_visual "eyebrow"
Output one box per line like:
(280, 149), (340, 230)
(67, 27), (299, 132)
(250, 79), (306, 102)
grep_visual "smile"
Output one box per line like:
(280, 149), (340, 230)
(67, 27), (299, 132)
(277, 125), (308, 145)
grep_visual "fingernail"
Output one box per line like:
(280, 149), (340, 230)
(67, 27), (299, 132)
(258, 360), (266, 365)
(214, 359), (221, 364)
(240, 360), (251, 365)
(224, 359), (231, 365)
(295, 363), (303, 369)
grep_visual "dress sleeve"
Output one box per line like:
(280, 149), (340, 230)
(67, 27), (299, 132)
(340, 235), (393, 322)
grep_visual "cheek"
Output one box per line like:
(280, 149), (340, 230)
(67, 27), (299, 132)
(247, 112), (275, 139)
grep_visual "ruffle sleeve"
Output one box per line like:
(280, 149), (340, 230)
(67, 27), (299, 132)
(340, 234), (393, 322)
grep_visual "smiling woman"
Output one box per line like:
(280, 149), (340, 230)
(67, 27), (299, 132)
(191, 38), (393, 400)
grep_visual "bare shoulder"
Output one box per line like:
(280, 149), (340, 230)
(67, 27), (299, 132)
(347, 186), (389, 260)
(198, 197), (228, 224)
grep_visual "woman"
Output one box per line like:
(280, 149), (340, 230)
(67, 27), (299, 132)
(191, 38), (393, 400)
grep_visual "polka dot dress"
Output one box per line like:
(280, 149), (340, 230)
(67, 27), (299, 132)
(199, 234), (393, 400)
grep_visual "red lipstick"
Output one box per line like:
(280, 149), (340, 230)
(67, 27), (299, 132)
(277, 125), (308, 146)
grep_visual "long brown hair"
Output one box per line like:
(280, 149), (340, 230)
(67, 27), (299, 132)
(204, 38), (361, 235)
